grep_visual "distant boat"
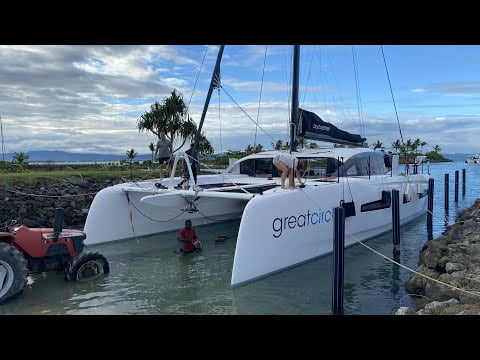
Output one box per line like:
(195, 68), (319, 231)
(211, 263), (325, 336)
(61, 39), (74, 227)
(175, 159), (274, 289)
(465, 154), (480, 164)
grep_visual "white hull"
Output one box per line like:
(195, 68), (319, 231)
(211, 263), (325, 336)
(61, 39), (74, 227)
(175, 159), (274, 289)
(83, 149), (431, 288)
(231, 174), (430, 286)
(83, 176), (247, 245)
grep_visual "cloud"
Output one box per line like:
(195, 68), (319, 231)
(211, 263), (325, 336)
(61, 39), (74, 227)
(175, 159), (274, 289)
(431, 81), (480, 96)
(411, 88), (426, 93)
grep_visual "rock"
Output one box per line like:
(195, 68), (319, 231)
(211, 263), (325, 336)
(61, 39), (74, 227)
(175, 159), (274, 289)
(395, 307), (416, 315)
(19, 207), (27, 214)
(417, 309), (428, 315)
(455, 310), (471, 315)
(424, 282), (459, 302)
(445, 262), (466, 273)
(467, 243), (480, 256)
(424, 298), (459, 313)
(437, 256), (450, 271)
(405, 265), (440, 294)
(81, 208), (89, 214)
(421, 241), (446, 269)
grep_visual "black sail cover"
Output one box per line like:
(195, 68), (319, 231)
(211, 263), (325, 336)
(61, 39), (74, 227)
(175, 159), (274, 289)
(297, 108), (366, 146)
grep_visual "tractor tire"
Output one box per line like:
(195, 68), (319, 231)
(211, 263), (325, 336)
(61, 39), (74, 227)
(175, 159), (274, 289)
(65, 252), (110, 282)
(0, 243), (28, 304)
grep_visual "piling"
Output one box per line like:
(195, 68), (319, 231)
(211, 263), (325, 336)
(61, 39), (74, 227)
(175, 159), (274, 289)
(444, 173), (449, 210)
(462, 168), (466, 196)
(332, 206), (345, 315)
(455, 170), (459, 202)
(391, 189), (400, 261)
(427, 178), (434, 228)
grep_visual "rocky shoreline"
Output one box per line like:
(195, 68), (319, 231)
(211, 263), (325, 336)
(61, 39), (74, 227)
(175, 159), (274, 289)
(396, 198), (480, 315)
(0, 176), (122, 230)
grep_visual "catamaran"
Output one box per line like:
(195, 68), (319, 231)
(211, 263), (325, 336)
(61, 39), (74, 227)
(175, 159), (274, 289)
(466, 154), (480, 164)
(84, 45), (432, 287)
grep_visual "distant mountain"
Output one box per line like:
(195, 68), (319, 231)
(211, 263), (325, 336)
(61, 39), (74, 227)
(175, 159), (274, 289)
(4, 150), (152, 162)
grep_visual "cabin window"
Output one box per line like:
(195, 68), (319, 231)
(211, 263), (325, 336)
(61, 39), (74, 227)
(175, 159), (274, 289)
(240, 159), (255, 176)
(299, 158), (341, 179)
(341, 152), (389, 177)
(239, 158), (280, 177)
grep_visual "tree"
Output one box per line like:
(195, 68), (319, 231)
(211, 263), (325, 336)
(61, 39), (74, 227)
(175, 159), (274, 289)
(137, 90), (197, 157)
(433, 144), (441, 154)
(126, 148), (138, 179)
(197, 132), (214, 155)
(420, 140), (427, 155)
(148, 142), (155, 163)
(391, 139), (402, 154)
(12, 152), (29, 171)
(309, 142), (319, 149)
(271, 140), (284, 150)
(254, 144), (264, 153)
(297, 137), (308, 150)
(371, 140), (383, 150)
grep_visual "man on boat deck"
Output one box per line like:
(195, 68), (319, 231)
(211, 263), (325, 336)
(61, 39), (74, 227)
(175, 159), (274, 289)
(177, 220), (202, 253)
(273, 153), (305, 190)
(155, 132), (171, 180)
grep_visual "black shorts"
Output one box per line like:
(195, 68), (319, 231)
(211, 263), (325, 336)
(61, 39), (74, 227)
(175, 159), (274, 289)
(158, 157), (170, 165)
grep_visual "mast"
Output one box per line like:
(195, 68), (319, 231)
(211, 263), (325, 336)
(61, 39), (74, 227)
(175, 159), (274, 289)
(0, 114), (5, 162)
(290, 45), (300, 153)
(192, 45), (225, 171)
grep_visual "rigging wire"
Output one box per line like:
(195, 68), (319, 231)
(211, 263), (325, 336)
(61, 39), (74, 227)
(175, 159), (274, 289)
(220, 86), (276, 143)
(254, 45), (268, 151)
(352, 46), (365, 138)
(302, 46), (314, 106)
(186, 45), (209, 115)
(218, 87), (222, 155)
(380, 45), (405, 145)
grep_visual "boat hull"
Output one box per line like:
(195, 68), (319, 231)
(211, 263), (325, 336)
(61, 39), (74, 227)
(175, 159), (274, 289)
(231, 174), (430, 287)
(83, 183), (245, 245)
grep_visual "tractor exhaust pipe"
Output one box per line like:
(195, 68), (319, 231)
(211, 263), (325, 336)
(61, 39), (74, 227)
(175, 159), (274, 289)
(53, 208), (64, 238)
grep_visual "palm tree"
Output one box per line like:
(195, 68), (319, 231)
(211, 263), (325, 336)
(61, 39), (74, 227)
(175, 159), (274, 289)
(245, 144), (254, 155)
(254, 144), (264, 153)
(148, 142), (155, 163)
(137, 90), (197, 157)
(391, 139), (402, 154)
(12, 152), (29, 171)
(371, 140), (383, 150)
(309, 142), (319, 149)
(420, 140), (427, 155)
(126, 148), (138, 179)
(433, 144), (441, 154)
(271, 139), (284, 151)
(413, 138), (422, 156)
(297, 137), (308, 150)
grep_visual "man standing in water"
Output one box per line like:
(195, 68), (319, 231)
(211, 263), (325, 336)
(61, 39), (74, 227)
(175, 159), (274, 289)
(154, 132), (171, 179)
(177, 220), (202, 254)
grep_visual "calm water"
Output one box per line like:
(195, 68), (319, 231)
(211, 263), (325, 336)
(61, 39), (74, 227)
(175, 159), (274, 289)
(1, 161), (479, 315)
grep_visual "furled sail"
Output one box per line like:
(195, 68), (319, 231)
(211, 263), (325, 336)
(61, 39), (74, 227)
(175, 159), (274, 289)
(297, 108), (366, 146)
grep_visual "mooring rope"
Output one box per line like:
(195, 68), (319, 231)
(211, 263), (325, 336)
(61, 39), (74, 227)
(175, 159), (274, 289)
(298, 185), (480, 298)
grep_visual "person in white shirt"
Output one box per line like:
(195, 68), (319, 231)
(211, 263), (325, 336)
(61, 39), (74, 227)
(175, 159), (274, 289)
(273, 153), (305, 189)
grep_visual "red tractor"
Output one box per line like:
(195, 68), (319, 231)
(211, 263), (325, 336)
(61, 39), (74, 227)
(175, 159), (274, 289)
(0, 208), (109, 303)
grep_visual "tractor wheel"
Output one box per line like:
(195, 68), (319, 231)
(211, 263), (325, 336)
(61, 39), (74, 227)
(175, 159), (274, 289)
(65, 252), (110, 282)
(0, 243), (28, 304)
